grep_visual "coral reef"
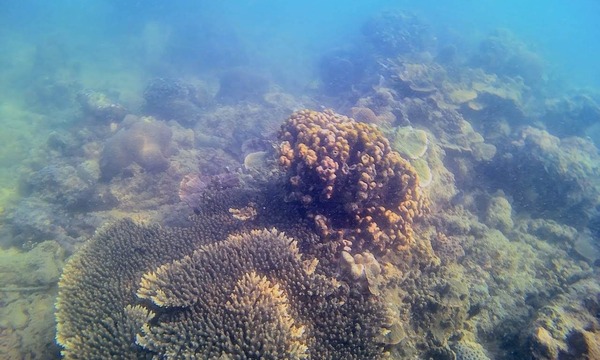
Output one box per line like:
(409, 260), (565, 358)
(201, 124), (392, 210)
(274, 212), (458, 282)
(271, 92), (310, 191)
(362, 11), (431, 56)
(143, 78), (213, 126)
(20, 162), (115, 211)
(542, 92), (600, 138)
(388, 62), (445, 97)
(319, 49), (368, 96)
(194, 94), (308, 158)
(390, 126), (429, 160)
(278, 109), (428, 257)
(451, 339), (491, 360)
(137, 229), (386, 359)
(178, 172), (240, 207)
(483, 194), (514, 233)
(389, 126), (433, 187)
(99, 116), (173, 181)
(482, 126), (600, 227)
(1, 198), (89, 249)
(471, 29), (545, 86)
(449, 69), (528, 133)
(3, 8), (600, 360)
(216, 67), (270, 104)
(55, 187), (389, 359)
(523, 277), (600, 359)
(76, 90), (127, 123)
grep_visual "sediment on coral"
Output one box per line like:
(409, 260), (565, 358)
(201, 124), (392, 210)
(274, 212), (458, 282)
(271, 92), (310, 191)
(277, 109), (428, 258)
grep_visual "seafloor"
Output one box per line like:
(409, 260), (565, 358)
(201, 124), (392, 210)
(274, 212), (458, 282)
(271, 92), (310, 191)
(1, 11), (599, 360)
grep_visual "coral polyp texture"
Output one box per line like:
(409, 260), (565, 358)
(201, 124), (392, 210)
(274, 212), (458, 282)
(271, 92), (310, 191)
(278, 109), (428, 257)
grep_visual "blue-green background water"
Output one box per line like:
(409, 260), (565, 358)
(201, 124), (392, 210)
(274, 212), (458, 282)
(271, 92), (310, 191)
(1, 0), (598, 189)
(3, 0), (599, 89)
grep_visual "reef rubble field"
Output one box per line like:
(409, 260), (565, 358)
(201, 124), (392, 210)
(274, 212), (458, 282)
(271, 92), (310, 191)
(1, 10), (600, 360)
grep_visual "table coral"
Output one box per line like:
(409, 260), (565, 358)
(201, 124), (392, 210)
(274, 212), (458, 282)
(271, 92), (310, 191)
(278, 109), (428, 257)
(137, 229), (385, 359)
(56, 187), (389, 359)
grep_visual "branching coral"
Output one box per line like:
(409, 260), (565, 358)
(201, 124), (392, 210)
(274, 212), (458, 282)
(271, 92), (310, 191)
(56, 187), (389, 359)
(278, 109), (428, 257)
(137, 228), (386, 359)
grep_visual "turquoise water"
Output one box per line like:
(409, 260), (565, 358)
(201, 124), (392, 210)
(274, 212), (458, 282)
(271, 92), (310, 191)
(1, 1), (599, 359)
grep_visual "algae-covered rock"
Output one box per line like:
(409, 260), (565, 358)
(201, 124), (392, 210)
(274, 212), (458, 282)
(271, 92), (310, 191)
(0, 242), (65, 359)
(484, 195), (514, 233)
(523, 278), (600, 359)
(0, 241), (65, 289)
(392, 126), (429, 160)
(482, 126), (600, 227)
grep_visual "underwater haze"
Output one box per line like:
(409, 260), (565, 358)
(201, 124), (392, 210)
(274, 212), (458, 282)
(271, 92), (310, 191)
(1, 1), (600, 359)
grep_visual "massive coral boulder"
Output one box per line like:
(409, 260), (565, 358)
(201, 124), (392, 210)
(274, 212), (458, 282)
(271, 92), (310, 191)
(277, 109), (428, 257)
(143, 78), (213, 126)
(99, 116), (173, 181)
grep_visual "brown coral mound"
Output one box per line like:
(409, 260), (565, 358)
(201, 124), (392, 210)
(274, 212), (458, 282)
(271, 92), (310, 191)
(278, 109), (427, 256)
(56, 187), (388, 359)
(99, 116), (173, 181)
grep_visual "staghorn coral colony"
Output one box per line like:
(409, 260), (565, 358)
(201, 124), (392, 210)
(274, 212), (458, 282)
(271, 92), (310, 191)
(1, 8), (600, 360)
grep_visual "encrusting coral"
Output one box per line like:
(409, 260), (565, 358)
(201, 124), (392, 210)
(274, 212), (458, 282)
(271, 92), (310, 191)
(55, 186), (389, 359)
(278, 109), (428, 257)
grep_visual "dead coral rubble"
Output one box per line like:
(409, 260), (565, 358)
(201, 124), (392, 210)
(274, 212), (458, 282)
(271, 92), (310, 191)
(278, 109), (428, 257)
